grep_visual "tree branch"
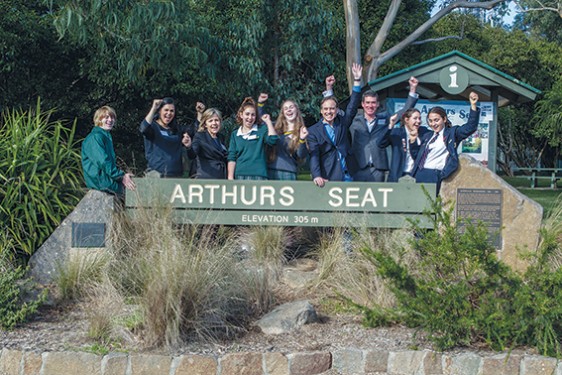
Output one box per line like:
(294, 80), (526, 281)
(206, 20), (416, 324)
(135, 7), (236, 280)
(365, 0), (507, 81)
(366, 0), (402, 80)
(412, 35), (463, 45)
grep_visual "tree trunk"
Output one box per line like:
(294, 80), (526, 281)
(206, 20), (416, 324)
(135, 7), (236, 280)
(343, 0), (361, 93)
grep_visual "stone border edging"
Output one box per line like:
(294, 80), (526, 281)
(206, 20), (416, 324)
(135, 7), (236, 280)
(1, 348), (561, 375)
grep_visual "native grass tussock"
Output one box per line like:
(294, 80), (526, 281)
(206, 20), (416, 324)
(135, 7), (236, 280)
(56, 208), (291, 348)
(310, 225), (418, 310)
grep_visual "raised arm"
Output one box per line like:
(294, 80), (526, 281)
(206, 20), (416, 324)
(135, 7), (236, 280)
(454, 91), (481, 142)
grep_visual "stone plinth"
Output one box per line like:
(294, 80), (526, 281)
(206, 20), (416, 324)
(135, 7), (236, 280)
(28, 190), (116, 285)
(441, 155), (542, 272)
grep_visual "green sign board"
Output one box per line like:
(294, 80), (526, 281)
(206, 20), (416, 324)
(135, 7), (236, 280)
(126, 179), (436, 228)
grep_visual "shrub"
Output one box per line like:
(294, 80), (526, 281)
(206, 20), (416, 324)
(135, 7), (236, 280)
(0, 258), (46, 330)
(357, 192), (562, 355)
(0, 100), (82, 261)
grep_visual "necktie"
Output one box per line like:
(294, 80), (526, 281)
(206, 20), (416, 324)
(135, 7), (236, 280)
(418, 132), (439, 169)
(324, 124), (349, 178)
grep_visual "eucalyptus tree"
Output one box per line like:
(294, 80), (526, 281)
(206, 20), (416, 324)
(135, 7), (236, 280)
(342, 0), (508, 87)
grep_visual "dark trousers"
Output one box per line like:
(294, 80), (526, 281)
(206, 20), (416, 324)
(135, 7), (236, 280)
(415, 168), (442, 196)
(353, 167), (386, 182)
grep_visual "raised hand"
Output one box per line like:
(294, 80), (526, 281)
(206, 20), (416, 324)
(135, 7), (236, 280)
(469, 91), (479, 108)
(195, 102), (206, 113)
(151, 99), (163, 110)
(409, 76), (419, 93)
(352, 63), (362, 81)
(262, 113), (273, 126)
(325, 75), (336, 91)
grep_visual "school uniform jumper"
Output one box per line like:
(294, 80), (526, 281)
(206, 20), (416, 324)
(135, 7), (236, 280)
(228, 124), (278, 179)
(140, 119), (186, 177)
(267, 133), (308, 180)
(81, 126), (124, 194)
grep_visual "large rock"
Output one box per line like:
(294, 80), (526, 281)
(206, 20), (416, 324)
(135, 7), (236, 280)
(28, 190), (116, 285)
(255, 300), (319, 335)
(441, 155), (542, 272)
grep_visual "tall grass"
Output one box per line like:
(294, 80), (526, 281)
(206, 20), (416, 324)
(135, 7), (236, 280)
(0, 101), (82, 261)
(311, 226), (401, 310)
(68, 209), (284, 348)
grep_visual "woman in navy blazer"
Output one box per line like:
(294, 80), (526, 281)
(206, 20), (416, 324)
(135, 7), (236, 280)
(410, 92), (480, 194)
(188, 108), (228, 179)
(378, 108), (429, 182)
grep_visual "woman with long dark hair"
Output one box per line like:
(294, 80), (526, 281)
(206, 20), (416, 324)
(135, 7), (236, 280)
(140, 97), (192, 177)
(410, 92), (480, 194)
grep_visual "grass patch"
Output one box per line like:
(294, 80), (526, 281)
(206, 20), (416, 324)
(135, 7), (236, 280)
(78, 210), (283, 349)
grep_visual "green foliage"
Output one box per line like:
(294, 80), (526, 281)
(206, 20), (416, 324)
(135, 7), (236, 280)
(358, 193), (562, 356)
(0, 259), (46, 330)
(0, 101), (82, 260)
(533, 78), (562, 149)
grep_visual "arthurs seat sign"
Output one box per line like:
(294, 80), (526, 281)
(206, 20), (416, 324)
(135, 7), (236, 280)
(126, 179), (436, 228)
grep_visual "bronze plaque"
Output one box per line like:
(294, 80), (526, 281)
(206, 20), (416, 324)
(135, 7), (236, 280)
(456, 188), (502, 248)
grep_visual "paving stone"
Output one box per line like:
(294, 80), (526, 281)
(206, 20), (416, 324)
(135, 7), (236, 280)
(287, 352), (331, 375)
(422, 351), (443, 375)
(264, 352), (288, 375)
(130, 354), (172, 375)
(101, 353), (128, 375)
(521, 355), (557, 375)
(22, 351), (42, 375)
(220, 353), (262, 375)
(364, 350), (388, 373)
(332, 349), (364, 374)
(0, 349), (23, 375)
(174, 354), (218, 375)
(480, 354), (521, 375)
(42, 351), (101, 375)
(388, 351), (425, 375)
(442, 353), (481, 375)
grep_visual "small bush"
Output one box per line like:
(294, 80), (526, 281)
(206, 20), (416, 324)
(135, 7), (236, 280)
(358, 192), (562, 356)
(0, 258), (46, 330)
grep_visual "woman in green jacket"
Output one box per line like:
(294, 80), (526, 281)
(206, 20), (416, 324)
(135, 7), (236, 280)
(81, 106), (136, 194)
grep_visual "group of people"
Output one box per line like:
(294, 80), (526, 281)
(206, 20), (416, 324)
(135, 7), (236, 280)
(81, 63), (481, 197)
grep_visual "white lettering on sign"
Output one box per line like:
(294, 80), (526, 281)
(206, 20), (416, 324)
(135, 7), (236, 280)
(170, 184), (186, 204)
(449, 65), (458, 88)
(169, 183), (396, 210)
(279, 186), (294, 206)
(241, 214), (290, 223)
(327, 187), (394, 208)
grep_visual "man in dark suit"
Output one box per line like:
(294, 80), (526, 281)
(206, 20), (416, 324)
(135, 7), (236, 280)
(308, 63), (363, 187)
(348, 77), (419, 182)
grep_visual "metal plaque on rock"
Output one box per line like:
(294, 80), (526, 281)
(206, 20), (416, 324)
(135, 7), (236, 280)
(71, 222), (106, 248)
(456, 188), (502, 249)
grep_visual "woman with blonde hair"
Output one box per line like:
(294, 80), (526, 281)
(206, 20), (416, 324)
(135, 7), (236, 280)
(264, 98), (309, 180)
(188, 108), (228, 179)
